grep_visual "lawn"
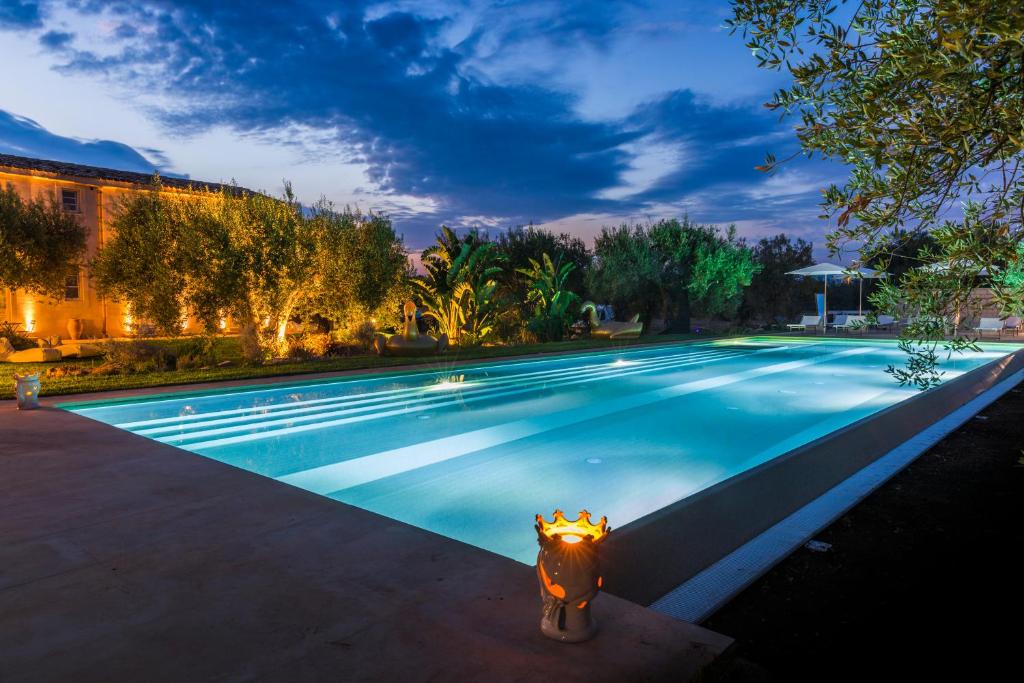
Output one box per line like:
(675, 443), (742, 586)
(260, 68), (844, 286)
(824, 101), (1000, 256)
(2, 333), (710, 400)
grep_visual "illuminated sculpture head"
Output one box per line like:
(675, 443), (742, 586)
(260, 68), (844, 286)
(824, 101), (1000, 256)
(535, 509), (611, 643)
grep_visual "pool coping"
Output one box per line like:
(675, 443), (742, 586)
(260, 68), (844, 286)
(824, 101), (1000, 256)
(50, 332), (1021, 408)
(651, 366), (1024, 622)
(600, 345), (1024, 605)
(50, 335), (726, 408)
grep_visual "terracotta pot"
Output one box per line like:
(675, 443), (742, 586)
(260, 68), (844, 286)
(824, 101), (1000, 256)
(66, 318), (84, 340)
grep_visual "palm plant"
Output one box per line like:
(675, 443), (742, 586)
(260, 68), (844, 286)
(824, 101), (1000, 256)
(516, 253), (580, 342)
(413, 229), (504, 345)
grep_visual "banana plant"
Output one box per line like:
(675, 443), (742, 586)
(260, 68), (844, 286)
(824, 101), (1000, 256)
(413, 230), (504, 345)
(516, 253), (580, 341)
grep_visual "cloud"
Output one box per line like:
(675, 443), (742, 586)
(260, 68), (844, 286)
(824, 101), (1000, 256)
(0, 1), (42, 28)
(3, 1), (845, 248)
(33, 2), (641, 228)
(38, 29), (72, 48)
(0, 109), (167, 173)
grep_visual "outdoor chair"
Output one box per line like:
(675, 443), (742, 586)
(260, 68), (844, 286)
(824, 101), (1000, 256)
(974, 317), (1005, 338)
(787, 315), (821, 333)
(1003, 317), (1022, 336)
(834, 315), (867, 333)
(874, 314), (896, 331)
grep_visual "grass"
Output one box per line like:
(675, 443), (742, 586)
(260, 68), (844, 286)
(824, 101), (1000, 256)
(1, 333), (710, 400)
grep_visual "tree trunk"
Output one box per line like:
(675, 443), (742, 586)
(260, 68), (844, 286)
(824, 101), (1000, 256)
(664, 288), (692, 333)
(239, 321), (263, 362)
(679, 287), (692, 333)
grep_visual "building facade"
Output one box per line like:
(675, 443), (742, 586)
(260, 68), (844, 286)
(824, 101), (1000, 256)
(1, 154), (239, 339)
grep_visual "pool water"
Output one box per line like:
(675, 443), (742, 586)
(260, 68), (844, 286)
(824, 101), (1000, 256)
(66, 338), (1016, 563)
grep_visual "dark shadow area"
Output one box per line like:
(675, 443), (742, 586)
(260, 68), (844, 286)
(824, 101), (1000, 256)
(701, 385), (1024, 681)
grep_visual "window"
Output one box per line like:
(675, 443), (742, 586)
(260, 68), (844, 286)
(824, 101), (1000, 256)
(65, 273), (80, 300)
(61, 188), (80, 213)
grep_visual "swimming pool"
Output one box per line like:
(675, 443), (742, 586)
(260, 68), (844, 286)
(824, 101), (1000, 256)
(65, 337), (1017, 564)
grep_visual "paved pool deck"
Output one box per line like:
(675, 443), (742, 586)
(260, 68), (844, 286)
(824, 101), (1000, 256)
(0, 382), (731, 682)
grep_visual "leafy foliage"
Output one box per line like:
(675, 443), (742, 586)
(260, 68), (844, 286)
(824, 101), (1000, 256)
(516, 253), (581, 342)
(989, 241), (1024, 317)
(727, 0), (1024, 385)
(91, 186), (196, 334)
(588, 218), (758, 331)
(741, 234), (818, 324)
(413, 228), (504, 345)
(0, 320), (34, 350)
(0, 182), (87, 297)
(494, 225), (590, 299)
(303, 202), (410, 334)
(94, 183), (315, 361)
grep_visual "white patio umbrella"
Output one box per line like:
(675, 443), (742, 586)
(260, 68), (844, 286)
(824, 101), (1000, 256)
(786, 262), (850, 330)
(851, 267), (890, 315)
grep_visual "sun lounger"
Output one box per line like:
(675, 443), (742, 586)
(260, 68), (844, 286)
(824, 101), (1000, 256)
(834, 315), (867, 333)
(53, 343), (103, 359)
(874, 315), (896, 330)
(787, 315), (821, 332)
(827, 314), (848, 331)
(0, 338), (61, 363)
(974, 317), (1005, 338)
(1003, 317), (1021, 336)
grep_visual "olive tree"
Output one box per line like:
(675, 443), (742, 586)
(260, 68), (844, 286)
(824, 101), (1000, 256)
(588, 218), (758, 332)
(728, 0), (1024, 386)
(303, 202), (411, 333)
(0, 183), (87, 298)
(94, 183), (313, 360)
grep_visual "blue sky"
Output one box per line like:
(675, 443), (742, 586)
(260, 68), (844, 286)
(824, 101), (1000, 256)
(0, 0), (848, 255)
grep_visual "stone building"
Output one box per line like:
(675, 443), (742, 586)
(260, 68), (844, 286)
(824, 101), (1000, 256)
(1, 154), (240, 339)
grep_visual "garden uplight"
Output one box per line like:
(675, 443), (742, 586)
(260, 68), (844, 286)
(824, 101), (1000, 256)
(534, 509), (610, 643)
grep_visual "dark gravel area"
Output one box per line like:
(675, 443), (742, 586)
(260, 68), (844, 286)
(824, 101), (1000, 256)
(700, 384), (1024, 682)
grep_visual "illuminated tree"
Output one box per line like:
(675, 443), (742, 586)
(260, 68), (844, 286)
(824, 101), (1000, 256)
(0, 183), (87, 298)
(303, 202), (411, 333)
(95, 183), (314, 360)
(517, 253), (580, 342)
(588, 218), (757, 332)
(413, 228), (504, 345)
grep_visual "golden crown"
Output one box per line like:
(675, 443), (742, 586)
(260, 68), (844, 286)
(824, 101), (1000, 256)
(535, 509), (609, 544)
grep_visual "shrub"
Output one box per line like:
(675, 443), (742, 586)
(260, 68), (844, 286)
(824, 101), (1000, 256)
(0, 321), (34, 350)
(298, 332), (332, 357)
(93, 340), (177, 375)
(351, 322), (377, 352)
(175, 335), (219, 370)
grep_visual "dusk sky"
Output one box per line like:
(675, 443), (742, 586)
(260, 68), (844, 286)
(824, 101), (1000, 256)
(0, 0), (849, 257)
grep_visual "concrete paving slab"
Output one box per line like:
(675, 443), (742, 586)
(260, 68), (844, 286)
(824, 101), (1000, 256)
(0, 395), (731, 682)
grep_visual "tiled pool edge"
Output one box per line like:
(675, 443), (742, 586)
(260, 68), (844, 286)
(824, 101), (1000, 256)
(650, 367), (1024, 623)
